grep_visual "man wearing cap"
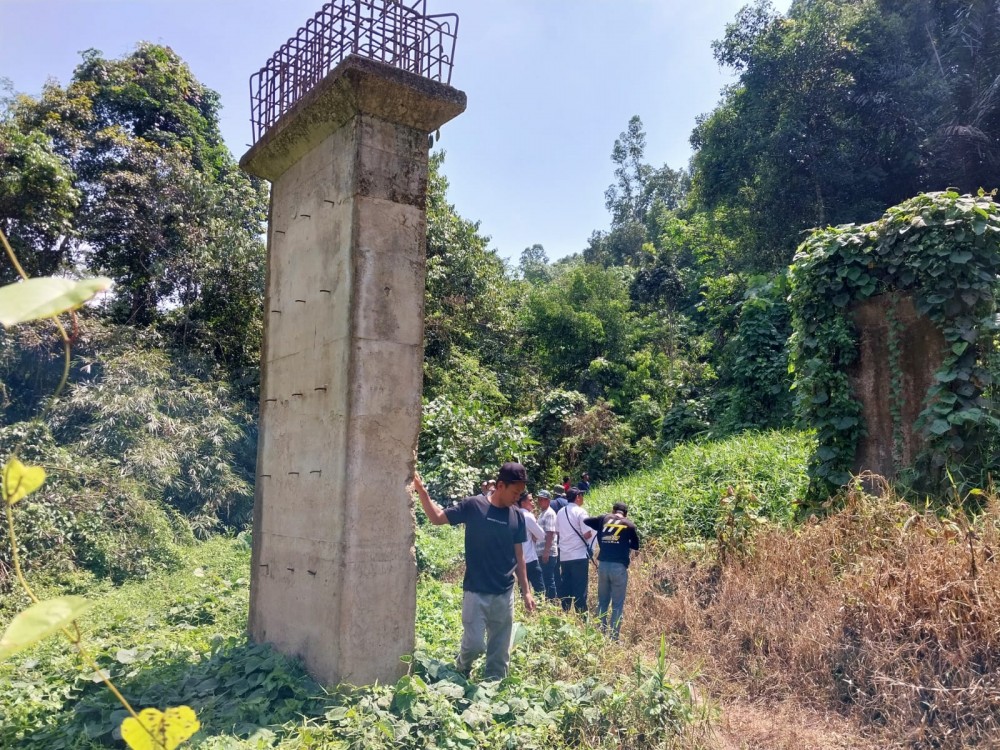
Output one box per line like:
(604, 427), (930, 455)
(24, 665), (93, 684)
(550, 487), (569, 514)
(584, 502), (640, 640)
(556, 487), (594, 613)
(412, 462), (536, 680)
(534, 490), (559, 600)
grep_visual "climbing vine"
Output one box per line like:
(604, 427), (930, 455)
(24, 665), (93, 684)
(789, 190), (1000, 497)
(0, 227), (200, 749)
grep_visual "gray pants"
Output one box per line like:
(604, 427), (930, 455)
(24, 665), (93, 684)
(597, 560), (629, 639)
(457, 589), (515, 680)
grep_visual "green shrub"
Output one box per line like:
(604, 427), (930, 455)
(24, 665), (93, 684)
(0, 318), (255, 594)
(418, 396), (537, 503)
(588, 429), (814, 541)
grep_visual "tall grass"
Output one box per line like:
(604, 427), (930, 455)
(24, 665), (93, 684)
(633, 486), (1000, 748)
(586, 430), (814, 541)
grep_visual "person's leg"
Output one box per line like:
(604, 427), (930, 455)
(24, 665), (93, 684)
(563, 559), (588, 614)
(542, 556), (559, 600)
(456, 591), (487, 676)
(482, 590), (516, 680)
(609, 563), (629, 640)
(526, 560), (544, 594)
(597, 561), (612, 633)
(574, 560), (590, 614)
(559, 559), (573, 611)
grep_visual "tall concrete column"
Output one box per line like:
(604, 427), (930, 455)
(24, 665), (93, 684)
(240, 55), (465, 686)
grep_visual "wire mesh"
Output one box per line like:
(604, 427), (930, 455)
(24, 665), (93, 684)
(249, 0), (458, 143)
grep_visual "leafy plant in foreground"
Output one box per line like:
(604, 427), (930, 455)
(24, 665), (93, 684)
(0, 226), (199, 749)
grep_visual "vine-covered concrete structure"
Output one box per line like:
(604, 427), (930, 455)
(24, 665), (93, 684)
(790, 191), (1000, 495)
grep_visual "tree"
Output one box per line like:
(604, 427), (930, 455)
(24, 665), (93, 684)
(605, 115), (652, 228)
(519, 265), (633, 389)
(922, 0), (1000, 191)
(10, 44), (268, 369)
(0, 121), (80, 280)
(518, 243), (551, 283)
(423, 153), (521, 407)
(599, 116), (689, 267)
(691, 0), (933, 271)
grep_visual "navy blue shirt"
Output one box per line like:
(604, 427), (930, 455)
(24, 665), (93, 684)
(584, 513), (640, 567)
(445, 494), (527, 594)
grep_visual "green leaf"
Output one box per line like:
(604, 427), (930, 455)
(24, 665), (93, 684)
(0, 277), (113, 327)
(512, 622), (528, 647)
(0, 596), (92, 659)
(929, 419), (951, 436)
(2, 458), (45, 505)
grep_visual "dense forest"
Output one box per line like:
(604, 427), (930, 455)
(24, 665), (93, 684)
(2, 0), (1000, 570)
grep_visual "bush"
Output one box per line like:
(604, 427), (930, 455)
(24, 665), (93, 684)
(418, 396), (537, 503)
(587, 429), (814, 542)
(0, 318), (255, 593)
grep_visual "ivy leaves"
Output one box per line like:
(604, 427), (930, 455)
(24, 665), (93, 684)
(790, 191), (1000, 495)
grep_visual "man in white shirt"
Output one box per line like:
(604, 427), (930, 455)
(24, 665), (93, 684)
(516, 492), (546, 594)
(556, 488), (594, 613)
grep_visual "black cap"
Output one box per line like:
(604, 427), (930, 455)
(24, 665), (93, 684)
(567, 487), (583, 501)
(612, 502), (628, 515)
(498, 462), (528, 484)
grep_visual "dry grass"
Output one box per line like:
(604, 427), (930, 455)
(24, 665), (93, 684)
(617, 485), (1000, 749)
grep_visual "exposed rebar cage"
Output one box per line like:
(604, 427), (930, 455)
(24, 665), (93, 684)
(249, 0), (458, 144)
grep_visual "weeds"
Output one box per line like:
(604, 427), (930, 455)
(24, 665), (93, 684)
(633, 484), (1000, 748)
(586, 429), (813, 542)
(0, 538), (710, 749)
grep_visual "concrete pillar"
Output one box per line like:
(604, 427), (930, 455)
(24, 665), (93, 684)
(240, 55), (465, 686)
(850, 294), (946, 482)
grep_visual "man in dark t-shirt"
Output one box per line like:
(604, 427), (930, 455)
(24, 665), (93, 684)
(413, 462), (535, 679)
(584, 501), (640, 640)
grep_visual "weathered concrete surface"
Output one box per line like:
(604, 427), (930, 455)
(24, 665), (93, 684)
(242, 56), (465, 686)
(850, 294), (946, 482)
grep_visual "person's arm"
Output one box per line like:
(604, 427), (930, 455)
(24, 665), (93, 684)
(524, 512), (545, 544)
(583, 515), (602, 531)
(541, 530), (555, 564)
(578, 510), (594, 540)
(411, 472), (449, 526)
(513, 543), (536, 613)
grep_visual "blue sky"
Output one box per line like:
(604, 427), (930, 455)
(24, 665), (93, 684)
(1, 0), (790, 262)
